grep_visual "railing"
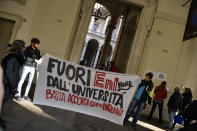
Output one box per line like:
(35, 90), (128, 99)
(87, 29), (117, 41)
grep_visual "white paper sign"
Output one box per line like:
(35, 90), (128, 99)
(33, 54), (141, 125)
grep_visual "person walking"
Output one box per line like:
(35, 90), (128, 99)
(15, 38), (41, 101)
(167, 87), (182, 130)
(124, 72), (154, 129)
(1, 40), (25, 102)
(147, 81), (167, 124)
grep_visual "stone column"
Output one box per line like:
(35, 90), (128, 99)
(96, 0), (126, 67)
(103, 16), (110, 34)
(93, 47), (101, 68)
(80, 44), (88, 61)
(97, 13), (119, 67)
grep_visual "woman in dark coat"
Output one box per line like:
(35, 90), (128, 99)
(1, 40), (25, 102)
(180, 88), (192, 112)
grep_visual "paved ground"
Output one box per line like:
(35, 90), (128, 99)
(1, 99), (183, 131)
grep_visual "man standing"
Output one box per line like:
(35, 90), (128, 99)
(124, 72), (154, 129)
(15, 38), (41, 101)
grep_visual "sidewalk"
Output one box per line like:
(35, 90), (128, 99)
(1, 99), (182, 131)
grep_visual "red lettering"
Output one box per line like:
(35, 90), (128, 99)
(94, 72), (106, 88)
(105, 79), (113, 90)
(46, 89), (53, 99)
(45, 89), (65, 102)
(67, 94), (123, 117)
(113, 78), (119, 91)
(102, 103), (123, 116)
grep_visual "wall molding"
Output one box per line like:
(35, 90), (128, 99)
(0, 0), (27, 6)
(155, 11), (187, 25)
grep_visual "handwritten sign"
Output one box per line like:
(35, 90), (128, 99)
(33, 54), (140, 125)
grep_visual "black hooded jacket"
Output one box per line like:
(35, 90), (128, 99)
(1, 53), (24, 89)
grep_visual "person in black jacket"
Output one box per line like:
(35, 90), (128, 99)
(167, 87), (182, 130)
(15, 38), (41, 101)
(181, 100), (197, 128)
(180, 88), (192, 112)
(124, 72), (154, 129)
(1, 40), (25, 102)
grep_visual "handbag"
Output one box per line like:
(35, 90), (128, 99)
(174, 114), (184, 125)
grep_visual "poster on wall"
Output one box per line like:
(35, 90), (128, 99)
(33, 54), (141, 125)
(183, 0), (197, 41)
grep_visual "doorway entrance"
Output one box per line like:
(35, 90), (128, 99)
(68, 0), (156, 74)
(0, 17), (15, 60)
(79, 1), (141, 73)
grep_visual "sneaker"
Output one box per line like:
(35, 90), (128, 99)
(15, 96), (23, 101)
(24, 96), (31, 101)
(131, 123), (136, 130)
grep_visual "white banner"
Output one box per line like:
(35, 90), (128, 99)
(33, 54), (140, 125)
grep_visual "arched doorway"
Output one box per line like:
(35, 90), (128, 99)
(68, 0), (157, 74)
(83, 39), (99, 67)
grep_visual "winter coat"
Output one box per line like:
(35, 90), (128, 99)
(1, 53), (24, 100)
(181, 92), (192, 111)
(137, 80), (154, 104)
(24, 45), (41, 67)
(167, 92), (182, 112)
(182, 100), (197, 123)
(154, 86), (167, 102)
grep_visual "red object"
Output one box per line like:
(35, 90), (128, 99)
(154, 86), (167, 102)
(111, 65), (118, 72)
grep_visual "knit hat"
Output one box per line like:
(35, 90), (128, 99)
(174, 87), (180, 93)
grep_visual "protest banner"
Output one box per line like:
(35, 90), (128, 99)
(33, 54), (141, 125)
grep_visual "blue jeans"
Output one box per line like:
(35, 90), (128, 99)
(124, 98), (145, 124)
(168, 108), (176, 128)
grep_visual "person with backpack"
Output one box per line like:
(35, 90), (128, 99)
(124, 72), (154, 129)
(1, 40), (25, 103)
(166, 87), (182, 130)
(147, 81), (167, 124)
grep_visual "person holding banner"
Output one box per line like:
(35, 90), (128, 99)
(15, 38), (41, 101)
(124, 72), (154, 129)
